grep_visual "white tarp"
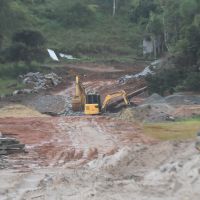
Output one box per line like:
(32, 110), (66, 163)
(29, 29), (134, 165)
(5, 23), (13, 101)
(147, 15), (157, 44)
(47, 49), (59, 61)
(59, 53), (76, 60)
(143, 39), (154, 55)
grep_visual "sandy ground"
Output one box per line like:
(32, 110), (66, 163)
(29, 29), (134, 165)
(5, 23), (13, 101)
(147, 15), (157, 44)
(0, 141), (199, 200)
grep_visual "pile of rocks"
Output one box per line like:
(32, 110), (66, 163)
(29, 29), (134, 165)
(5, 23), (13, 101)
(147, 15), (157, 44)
(25, 95), (66, 116)
(13, 72), (62, 95)
(118, 60), (160, 84)
(0, 135), (25, 155)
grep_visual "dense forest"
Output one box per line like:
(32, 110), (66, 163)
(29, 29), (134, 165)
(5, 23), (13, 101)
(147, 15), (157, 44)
(0, 0), (200, 94)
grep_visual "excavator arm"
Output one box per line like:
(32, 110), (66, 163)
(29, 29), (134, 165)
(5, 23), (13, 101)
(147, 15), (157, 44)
(102, 90), (130, 111)
(72, 76), (86, 111)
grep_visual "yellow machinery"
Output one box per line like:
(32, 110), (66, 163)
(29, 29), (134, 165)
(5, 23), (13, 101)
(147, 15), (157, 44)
(85, 93), (101, 115)
(72, 76), (130, 115)
(102, 90), (130, 111)
(72, 76), (86, 112)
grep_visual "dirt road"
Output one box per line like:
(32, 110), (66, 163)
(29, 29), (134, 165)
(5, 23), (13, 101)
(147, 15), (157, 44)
(0, 115), (152, 169)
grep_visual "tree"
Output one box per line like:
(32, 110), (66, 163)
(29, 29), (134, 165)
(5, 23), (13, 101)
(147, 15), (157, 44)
(56, 2), (95, 27)
(0, 34), (3, 50)
(180, 0), (198, 21)
(129, 0), (158, 23)
(8, 30), (46, 64)
(183, 72), (200, 91)
(12, 30), (45, 47)
(146, 13), (164, 57)
(97, 0), (130, 16)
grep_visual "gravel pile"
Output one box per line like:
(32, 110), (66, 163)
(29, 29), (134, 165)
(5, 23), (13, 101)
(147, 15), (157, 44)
(142, 93), (200, 106)
(143, 93), (166, 104)
(118, 93), (200, 122)
(25, 95), (66, 115)
(118, 103), (174, 123)
(165, 94), (200, 105)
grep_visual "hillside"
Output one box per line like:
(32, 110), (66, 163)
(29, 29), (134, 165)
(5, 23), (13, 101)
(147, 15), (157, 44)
(0, 0), (142, 61)
(0, 0), (200, 95)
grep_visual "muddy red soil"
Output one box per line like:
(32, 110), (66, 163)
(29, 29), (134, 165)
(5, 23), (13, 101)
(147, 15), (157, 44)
(0, 116), (154, 169)
(51, 61), (147, 93)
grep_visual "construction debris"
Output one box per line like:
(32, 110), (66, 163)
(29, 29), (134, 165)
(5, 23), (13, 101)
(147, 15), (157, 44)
(22, 72), (62, 88)
(14, 72), (62, 95)
(0, 136), (25, 155)
(47, 48), (77, 61)
(47, 49), (59, 61)
(118, 60), (160, 84)
(59, 53), (77, 60)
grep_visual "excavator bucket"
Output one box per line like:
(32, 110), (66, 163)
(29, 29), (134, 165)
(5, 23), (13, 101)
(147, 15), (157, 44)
(72, 76), (86, 112)
(72, 96), (83, 112)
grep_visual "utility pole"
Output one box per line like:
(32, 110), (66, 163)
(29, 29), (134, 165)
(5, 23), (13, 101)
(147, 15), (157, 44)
(113, 0), (116, 17)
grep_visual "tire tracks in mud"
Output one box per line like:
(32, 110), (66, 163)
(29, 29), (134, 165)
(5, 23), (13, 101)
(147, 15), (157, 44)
(55, 117), (118, 163)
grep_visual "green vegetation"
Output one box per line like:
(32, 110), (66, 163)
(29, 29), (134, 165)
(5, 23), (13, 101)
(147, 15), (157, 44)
(8, 30), (46, 65)
(0, 0), (200, 94)
(0, 78), (25, 95)
(144, 119), (200, 141)
(145, 0), (200, 94)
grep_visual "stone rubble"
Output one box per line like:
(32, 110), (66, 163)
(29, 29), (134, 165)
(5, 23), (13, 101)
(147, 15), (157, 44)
(0, 134), (25, 155)
(13, 72), (62, 95)
(118, 59), (160, 84)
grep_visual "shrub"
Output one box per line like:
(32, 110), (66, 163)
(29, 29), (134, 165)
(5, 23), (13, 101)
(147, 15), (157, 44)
(183, 72), (200, 91)
(7, 30), (46, 65)
(146, 67), (185, 95)
(57, 2), (95, 27)
(12, 30), (46, 47)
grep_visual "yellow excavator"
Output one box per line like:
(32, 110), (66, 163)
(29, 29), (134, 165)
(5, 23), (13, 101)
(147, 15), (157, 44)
(71, 76), (86, 112)
(72, 76), (130, 115)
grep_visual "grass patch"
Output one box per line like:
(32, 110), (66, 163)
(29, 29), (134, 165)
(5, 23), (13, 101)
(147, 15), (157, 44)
(0, 78), (25, 95)
(144, 119), (200, 141)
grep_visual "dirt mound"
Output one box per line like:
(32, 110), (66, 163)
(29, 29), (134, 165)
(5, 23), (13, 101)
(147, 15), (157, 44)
(88, 141), (194, 177)
(143, 93), (166, 104)
(119, 93), (200, 122)
(118, 108), (136, 122)
(88, 147), (132, 172)
(165, 94), (200, 105)
(119, 103), (174, 122)
(117, 93), (176, 123)
(173, 105), (200, 118)
(24, 95), (66, 115)
(86, 141), (200, 200)
(144, 93), (200, 105)
(0, 105), (46, 117)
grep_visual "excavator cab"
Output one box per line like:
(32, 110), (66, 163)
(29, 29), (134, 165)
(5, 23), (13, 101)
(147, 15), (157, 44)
(84, 94), (101, 115)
